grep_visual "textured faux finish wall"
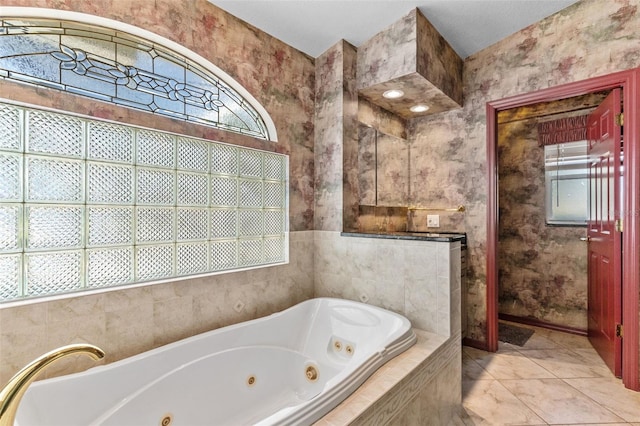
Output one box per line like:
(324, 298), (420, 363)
(358, 98), (407, 140)
(315, 40), (358, 231)
(0, 0), (315, 381)
(356, 9), (463, 118)
(356, 10), (416, 89)
(343, 43), (360, 232)
(498, 117), (588, 330)
(415, 9), (463, 106)
(356, 99), (409, 232)
(409, 0), (640, 342)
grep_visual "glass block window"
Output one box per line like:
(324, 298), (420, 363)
(0, 17), (273, 140)
(0, 102), (288, 303)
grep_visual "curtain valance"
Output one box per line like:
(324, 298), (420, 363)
(537, 115), (589, 146)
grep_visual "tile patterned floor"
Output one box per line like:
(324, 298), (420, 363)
(456, 322), (640, 425)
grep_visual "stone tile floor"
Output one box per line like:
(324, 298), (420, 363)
(455, 321), (640, 425)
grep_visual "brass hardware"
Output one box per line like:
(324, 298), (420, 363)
(305, 365), (318, 382)
(0, 343), (104, 426)
(247, 375), (256, 386)
(345, 345), (354, 355)
(160, 414), (173, 426)
(615, 113), (624, 126)
(408, 205), (465, 212)
(615, 219), (623, 232)
(334, 341), (342, 351)
(616, 323), (624, 338)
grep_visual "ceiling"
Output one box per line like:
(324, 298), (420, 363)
(208, 0), (581, 59)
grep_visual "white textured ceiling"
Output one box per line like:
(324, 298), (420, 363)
(208, 0), (580, 59)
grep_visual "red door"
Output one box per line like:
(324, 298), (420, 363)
(587, 88), (623, 377)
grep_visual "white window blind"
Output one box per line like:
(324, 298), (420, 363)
(544, 140), (588, 225)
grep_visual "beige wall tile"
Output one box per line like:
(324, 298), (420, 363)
(105, 303), (155, 361)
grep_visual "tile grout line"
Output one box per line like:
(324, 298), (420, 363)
(495, 377), (551, 426)
(559, 376), (630, 424)
(463, 322), (638, 426)
(499, 343), (627, 424)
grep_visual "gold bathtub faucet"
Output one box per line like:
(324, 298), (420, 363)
(0, 343), (105, 426)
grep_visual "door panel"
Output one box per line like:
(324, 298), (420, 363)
(587, 88), (622, 377)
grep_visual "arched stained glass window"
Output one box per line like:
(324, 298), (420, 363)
(0, 9), (276, 141)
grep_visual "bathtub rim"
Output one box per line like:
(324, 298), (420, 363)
(269, 325), (417, 426)
(17, 297), (417, 426)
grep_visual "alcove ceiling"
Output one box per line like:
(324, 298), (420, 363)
(208, 0), (581, 59)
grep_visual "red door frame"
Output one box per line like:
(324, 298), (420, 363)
(486, 68), (640, 391)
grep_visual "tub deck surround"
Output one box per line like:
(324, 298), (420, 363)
(315, 330), (461, 425)
(15, 298), (416, 426)
(312, 230), (462, 423)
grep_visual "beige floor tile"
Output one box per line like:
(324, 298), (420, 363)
(462, 346), (487, 359)
(513, 330), (562, 351)
(571, 347), (616, 374)
(542, 329), (593, 349)
(462, 379), (545, 425)
(497, 340), (523, 352)
(500, 378), (625, 424)
(523, 348), (612, 379)
(449, 411), (472, 426)
(462, 352), (494, 381)
(463, 325), (640, 426)
(564, 377), (640, 422)
(553, 424), (629, 426)
(465, 348), (555, 380)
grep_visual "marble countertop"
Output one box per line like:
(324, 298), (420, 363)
(341, 231), (466, 245)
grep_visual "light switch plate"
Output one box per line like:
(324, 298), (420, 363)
(427, 214), (440, 228)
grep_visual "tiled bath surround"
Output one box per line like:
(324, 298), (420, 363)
(313, 17), (463, 424)
(316, 330), (461, 425)
(314, 231), (461, 337)
(314, 231), (462, 424)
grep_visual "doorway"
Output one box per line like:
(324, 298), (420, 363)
(496, 93), (606, 338)
(486, 69), (640, 390)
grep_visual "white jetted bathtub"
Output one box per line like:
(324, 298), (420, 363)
(17, 298), (416, 426)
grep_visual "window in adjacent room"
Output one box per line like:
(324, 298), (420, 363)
(544, 140), (589, 225)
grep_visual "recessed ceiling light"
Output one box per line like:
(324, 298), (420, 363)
(410, 104), (429, 113)
(382, 89), (404, 99)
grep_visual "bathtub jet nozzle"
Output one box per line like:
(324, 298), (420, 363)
(305, 365), (319, 382)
